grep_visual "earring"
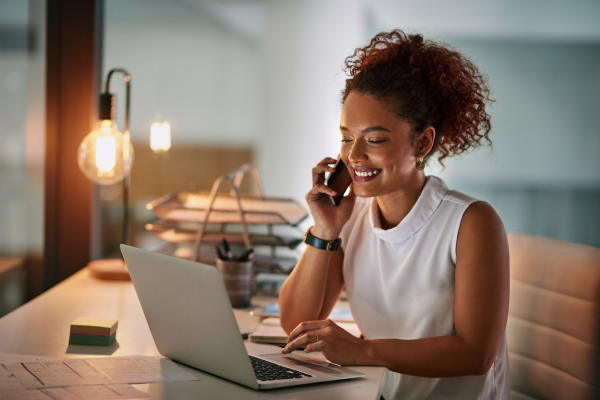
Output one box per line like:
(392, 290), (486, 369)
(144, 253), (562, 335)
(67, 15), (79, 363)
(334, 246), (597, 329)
(416, 158), (425, 171)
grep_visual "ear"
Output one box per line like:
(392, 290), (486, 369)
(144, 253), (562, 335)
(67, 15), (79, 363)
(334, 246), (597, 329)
(416, 126), (436, 159)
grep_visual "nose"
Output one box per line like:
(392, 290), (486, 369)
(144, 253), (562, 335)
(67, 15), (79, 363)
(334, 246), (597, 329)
(347, 140), (367, 165)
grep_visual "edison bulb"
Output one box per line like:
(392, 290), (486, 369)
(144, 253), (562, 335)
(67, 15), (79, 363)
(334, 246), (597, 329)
(77, 119), (134, 185)
(150, 121), (171, 153)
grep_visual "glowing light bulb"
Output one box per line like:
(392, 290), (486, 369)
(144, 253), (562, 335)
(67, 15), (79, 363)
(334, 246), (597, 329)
(96, 136), (116, 175)
(150, 121), (171, 153)
(77, 119), (134, 185)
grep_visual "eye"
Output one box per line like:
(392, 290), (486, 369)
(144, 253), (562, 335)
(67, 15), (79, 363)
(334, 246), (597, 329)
(341, 138), (353, 143)
(368, 139), (386, 144)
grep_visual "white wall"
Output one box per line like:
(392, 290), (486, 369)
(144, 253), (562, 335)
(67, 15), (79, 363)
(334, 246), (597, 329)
(256, 0), (365, 204)
(427, 41), (600, 188)
(104, 0), (262, 146)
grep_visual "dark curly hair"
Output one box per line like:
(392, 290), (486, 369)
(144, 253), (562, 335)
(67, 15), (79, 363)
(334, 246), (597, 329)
(342, 30), (493, 165)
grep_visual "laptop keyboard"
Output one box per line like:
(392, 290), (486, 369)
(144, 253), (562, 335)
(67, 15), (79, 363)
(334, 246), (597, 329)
(249, 356), (312, 381)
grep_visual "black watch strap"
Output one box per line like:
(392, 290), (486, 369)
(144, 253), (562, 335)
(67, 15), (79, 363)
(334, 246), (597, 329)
(303, 227), (341, 252)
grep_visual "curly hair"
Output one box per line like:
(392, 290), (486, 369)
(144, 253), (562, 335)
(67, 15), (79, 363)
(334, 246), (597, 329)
(342, 30), (493, 165)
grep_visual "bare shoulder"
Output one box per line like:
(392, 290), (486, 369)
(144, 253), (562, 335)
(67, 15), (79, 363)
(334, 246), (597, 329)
(457, 201), (509, 267)
(461, 201), (505, 240)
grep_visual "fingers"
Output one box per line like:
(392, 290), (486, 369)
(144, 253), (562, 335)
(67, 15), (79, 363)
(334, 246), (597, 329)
(312, 158), (337, 186)
(304, 340), (328, 354)
(282, 332), (319, 354)
(287, 320), (328, 343)
(306, 184), (336, 201)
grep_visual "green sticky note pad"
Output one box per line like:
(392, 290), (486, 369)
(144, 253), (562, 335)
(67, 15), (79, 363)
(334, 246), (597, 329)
(69, 334), (116, 346)
(70, 332), (116, 342)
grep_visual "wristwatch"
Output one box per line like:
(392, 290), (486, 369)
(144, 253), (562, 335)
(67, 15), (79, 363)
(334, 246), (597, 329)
(303, 227), (342, 252)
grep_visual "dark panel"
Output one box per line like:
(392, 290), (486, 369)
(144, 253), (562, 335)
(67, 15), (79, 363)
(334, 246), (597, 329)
(44, 0), (103, 291)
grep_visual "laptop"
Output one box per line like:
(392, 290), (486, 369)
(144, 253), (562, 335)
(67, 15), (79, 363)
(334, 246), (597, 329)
(120, 244), (365, 390)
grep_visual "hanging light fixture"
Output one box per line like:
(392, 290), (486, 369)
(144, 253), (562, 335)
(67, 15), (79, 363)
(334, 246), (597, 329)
(150, 121), (171, 153)
(77, 68), (134, 280)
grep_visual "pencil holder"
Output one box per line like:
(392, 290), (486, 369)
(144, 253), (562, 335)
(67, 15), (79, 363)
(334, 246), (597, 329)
(216, 259), (254, 308)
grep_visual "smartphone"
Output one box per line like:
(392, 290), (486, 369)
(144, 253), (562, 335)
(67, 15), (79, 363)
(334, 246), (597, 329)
(324, 156), (352, 206)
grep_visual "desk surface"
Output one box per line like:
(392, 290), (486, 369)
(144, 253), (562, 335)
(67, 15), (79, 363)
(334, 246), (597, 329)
(0, 269), (385, 399)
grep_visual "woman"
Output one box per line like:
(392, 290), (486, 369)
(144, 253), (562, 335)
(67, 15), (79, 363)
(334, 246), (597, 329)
(278, 30), (510, 400)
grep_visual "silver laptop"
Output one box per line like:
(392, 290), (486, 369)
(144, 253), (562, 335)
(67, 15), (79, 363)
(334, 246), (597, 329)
(120, 245), (365, 390)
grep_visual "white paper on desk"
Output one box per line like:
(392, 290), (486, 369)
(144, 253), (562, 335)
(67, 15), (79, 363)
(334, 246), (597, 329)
(85, 356), (197, 384)
(0, 354), (54, 363)
(0, 387), (52, 400)
(0, 365), (50, 399)
(4, 356), (198, 389)
(0, 363), (150, 400)
(41, 384), (149, 400)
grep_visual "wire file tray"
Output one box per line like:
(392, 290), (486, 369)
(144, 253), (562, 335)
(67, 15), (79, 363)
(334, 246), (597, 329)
(146, 164), (308, 263)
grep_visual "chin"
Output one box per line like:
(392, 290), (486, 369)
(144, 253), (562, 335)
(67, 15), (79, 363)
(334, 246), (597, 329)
(352, 183), (379, 198)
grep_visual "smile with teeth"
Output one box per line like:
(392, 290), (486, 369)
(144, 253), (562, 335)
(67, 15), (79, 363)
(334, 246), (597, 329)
(355, 170), (381, 177)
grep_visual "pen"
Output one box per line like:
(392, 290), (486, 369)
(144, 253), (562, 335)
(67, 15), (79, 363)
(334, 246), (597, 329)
(215, 245), (225, 260)
(222, 238), (233, 260)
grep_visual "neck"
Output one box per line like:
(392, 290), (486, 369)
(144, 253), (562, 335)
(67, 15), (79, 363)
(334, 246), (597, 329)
(376, 172), (427, 230)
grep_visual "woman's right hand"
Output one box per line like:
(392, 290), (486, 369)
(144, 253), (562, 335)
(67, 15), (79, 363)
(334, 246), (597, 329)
(306, 157), (356, 240)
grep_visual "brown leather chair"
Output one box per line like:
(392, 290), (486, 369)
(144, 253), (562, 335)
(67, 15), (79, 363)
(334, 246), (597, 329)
(507, 233), (600, 400)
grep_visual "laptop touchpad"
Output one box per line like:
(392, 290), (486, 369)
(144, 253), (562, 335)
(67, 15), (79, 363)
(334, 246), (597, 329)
(259, 354), (364, 377)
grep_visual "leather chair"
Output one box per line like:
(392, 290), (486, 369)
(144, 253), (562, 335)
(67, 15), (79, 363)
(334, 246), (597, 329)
(507, 233), (600, 400)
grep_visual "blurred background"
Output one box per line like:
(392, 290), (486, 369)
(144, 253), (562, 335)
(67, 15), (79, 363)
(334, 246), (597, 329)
(1, 0), (599, 315)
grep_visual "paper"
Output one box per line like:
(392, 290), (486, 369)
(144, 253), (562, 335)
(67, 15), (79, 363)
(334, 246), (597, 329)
(0, 367), (148, 400)
(0, 354), (53, 363)
(4, 356), (198, 389)
(70, 317), (118, 332)
(0, 355), (157, 400)
(0, 382), (148, 400)
(41, 384), (148, 400)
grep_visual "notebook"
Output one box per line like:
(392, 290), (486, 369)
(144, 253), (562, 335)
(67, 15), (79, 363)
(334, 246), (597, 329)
(255, 304), (354, 322)
(248, 318), (361, 345)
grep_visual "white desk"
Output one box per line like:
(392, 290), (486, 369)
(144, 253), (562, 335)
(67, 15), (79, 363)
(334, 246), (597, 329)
(0, 269), (385, 399)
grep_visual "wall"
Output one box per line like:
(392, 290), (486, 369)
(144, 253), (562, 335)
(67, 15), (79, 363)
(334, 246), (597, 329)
(256, 0), (364, 205)
(104, 0), (262, 147)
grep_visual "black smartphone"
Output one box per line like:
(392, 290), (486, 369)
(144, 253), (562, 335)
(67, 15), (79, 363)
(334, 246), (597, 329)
(325, 156), (352, 206)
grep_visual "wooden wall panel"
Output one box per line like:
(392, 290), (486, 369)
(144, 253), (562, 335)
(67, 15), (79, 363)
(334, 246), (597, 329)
(44, 0), (103, 289)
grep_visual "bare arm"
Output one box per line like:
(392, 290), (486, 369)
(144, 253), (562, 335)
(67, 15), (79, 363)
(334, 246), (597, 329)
(279, 157), (355, 334)
(279, 246), (344, 334)
(284, 202), (510, 377)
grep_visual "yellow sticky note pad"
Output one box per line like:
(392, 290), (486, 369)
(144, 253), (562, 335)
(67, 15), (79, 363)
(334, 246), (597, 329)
(71, 317), (118, 332)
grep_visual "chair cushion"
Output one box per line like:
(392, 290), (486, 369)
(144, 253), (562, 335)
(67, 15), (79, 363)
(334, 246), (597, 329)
(507, 233), (600, 400)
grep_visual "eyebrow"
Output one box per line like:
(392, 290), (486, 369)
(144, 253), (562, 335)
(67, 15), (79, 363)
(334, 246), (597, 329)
(340, 125), (392, 133)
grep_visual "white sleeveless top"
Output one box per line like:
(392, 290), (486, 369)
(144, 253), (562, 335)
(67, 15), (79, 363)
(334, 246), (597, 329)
(341, 176), (509, 400)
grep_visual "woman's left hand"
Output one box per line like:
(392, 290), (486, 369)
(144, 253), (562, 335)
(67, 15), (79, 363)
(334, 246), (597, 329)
(281, 319), (367, 366)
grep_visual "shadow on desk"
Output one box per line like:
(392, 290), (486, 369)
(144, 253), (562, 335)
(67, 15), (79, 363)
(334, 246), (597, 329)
(66, 341), (120, 356)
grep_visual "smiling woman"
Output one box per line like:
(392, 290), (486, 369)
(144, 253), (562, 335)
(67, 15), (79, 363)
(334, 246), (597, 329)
(278, 30), (510, 400)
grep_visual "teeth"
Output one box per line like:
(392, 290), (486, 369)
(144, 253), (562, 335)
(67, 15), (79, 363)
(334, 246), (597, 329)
(356, 170), (380, 177)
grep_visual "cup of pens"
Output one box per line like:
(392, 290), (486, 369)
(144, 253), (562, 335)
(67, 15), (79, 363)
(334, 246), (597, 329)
(215, 239), (254, 308)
